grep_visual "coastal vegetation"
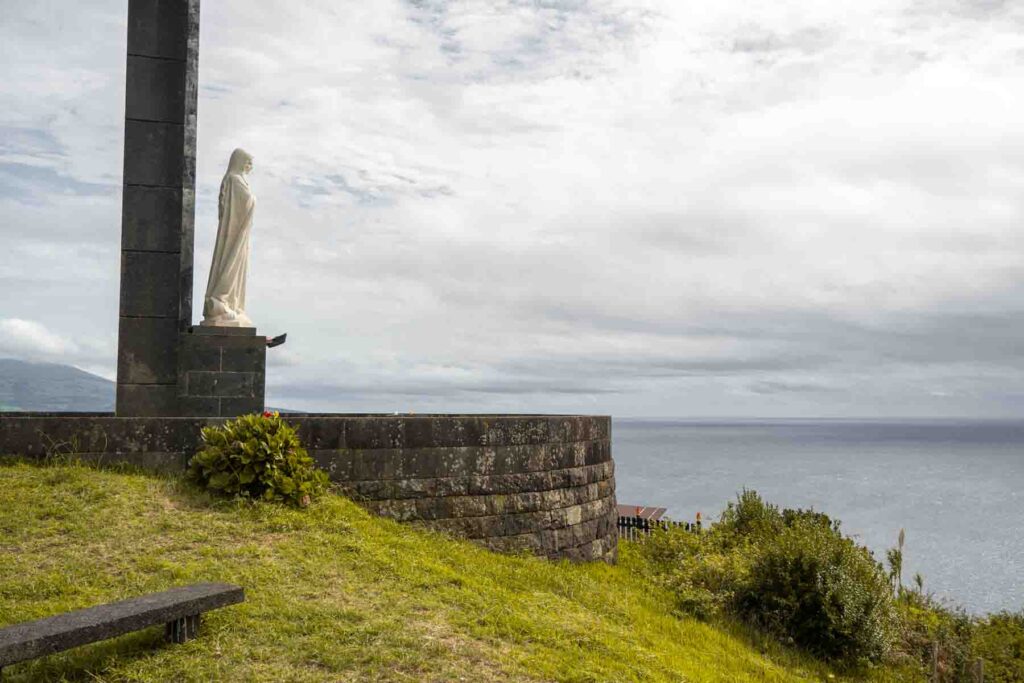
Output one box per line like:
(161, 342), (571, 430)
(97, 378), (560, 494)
(1, 459), (912, 682)
(631, 490), (1024, 682)
(1, 448), (1020, 681)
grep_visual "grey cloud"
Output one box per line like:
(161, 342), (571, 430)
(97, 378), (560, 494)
(903, 0), (1022, 26)
(200, 83), (234, 98)
(403, 0), (651, 82)
(867, 311), (1024, 367)
(0, 126), (65, 156)
(495, 353), (833, 384)
(945, 0), (1013, 19)
(728, 309), (1024, 372)
(292, 174), (389, 206)
(289, 169), (453, 208)
(272, 377), (621, 400)
(732, 31), (785, 55)
(5, 1), (1024, 418)
(514, 299), (1024, 376)
(628, 210), (766, 255)
(0, 162), (115, 202)
(732, 26), (835, 56)
(404, 0), (461, 58)
(747, 380), (840, 394)
(327, 171), (453, 201)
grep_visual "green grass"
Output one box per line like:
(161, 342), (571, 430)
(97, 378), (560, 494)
(0, 461), (916, 682)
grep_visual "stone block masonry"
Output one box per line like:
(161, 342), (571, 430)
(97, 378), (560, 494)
(176, 327), (266, 417)
(0, 414), (616, 563)
(114, 0), (267, 419)
(116, 0), (201, 416)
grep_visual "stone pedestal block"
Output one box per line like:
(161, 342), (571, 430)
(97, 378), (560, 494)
(177, 327), (266, 417)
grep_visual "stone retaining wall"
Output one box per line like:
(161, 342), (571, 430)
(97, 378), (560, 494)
(0, 413), (616, 563)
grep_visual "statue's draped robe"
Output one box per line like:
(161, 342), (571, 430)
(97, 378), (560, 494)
(202, 149), (255, 327)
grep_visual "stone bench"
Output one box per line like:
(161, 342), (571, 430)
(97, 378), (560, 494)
(0, 583), (244, 679)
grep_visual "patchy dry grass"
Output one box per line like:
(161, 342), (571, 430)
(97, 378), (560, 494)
(0, 461), (915, 681)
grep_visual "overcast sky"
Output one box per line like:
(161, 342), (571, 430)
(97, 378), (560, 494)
(1, 0), (1023, 417)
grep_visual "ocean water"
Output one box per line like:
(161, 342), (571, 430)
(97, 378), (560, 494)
(612, 418), (1024, 615)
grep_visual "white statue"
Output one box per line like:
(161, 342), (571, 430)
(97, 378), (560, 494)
(201, 148), (256, 328)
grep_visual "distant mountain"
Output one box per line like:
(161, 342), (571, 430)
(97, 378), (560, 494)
(0, 359), (296, 414)
(0, 358), (114, 412)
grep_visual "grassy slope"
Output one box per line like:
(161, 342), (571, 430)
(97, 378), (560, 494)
(0, 462), (913, 682)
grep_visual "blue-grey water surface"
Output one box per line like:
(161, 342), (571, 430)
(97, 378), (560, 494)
(612, 418), (1024, 615)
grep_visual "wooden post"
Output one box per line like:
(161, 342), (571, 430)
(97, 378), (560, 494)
(931, 641), (939, 682)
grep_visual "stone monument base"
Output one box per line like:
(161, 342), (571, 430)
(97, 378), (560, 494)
(177, 326), (265, 417)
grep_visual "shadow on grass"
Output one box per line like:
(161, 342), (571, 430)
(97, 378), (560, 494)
(0, 453), (228, 514)
(2, 626), (175, 683)
(1, 452), (174, 479)
(3, 455), (365, 531)
(0, 452), (354, 536)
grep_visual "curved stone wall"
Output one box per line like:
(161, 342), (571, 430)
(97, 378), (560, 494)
(0, 413), (616, 563)
(303, 415), (616, 563)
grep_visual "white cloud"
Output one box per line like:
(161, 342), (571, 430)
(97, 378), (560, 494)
(2, 0), (1024, 416)
(0, 318), (78, 357)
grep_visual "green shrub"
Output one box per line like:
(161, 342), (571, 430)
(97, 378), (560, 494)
(891, 586), (974, 680)
(632, 490), (1024, 676)
(639, 525), (751, 620)
(973, 611), (1024, 682)
(717, 488), (784, 541)
(187, 411), (328, 507)
(717, 489), (838, 545)
(737, 518), (896, 663)
(635, 489), (898, 663)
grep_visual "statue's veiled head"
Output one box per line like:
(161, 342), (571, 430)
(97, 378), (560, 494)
(227, 148), (254, 176)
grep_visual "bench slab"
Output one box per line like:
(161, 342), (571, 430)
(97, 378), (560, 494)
(0, 583), (244, 669)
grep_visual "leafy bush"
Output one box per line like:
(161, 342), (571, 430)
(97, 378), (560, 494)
(737, 518), (896, 663)
(891, 583), (974, 680)
(717, 488), (784, 540)
(187, 411), (328, 507)
(717, 489), (838, 543)
(635, 490), (1024, 675)
(973, 611), (1024, 683)
(635, 490), (896, 665)
(639, 524), (750, 619)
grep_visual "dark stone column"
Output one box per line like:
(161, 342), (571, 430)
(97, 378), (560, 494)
(116, 0), (200, 416)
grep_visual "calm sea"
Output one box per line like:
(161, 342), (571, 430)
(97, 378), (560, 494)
(612, 418), (1024, 615)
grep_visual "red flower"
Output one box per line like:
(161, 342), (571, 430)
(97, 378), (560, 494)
(262, 411), (273, 418)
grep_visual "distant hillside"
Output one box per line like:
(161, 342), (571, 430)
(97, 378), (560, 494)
(0, 359), (296, 413)
(0, 358), (114, 412)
